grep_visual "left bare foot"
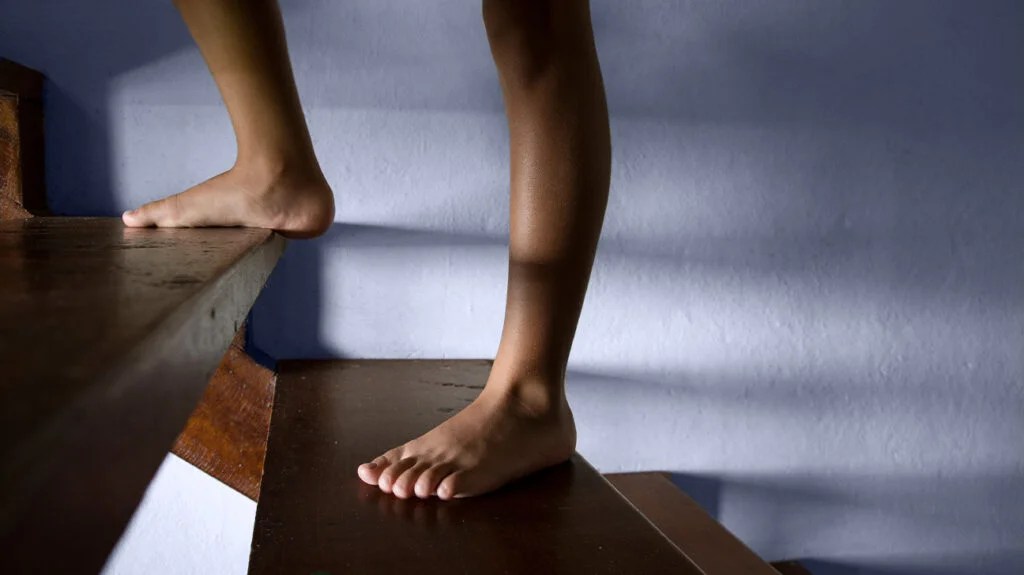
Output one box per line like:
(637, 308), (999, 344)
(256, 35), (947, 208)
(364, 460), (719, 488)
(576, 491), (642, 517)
(121, 157), (334, 239)
(357, 377), (576, 500)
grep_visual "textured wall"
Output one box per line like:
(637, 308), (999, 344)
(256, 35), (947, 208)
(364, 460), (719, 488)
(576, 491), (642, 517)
(2, 1), (1022, 574)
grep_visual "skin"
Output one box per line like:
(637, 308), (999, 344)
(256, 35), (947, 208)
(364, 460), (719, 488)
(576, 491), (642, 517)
(122, 0), (334, 238)
(359, 0), (610, 500)
(128, 0), (610, 499)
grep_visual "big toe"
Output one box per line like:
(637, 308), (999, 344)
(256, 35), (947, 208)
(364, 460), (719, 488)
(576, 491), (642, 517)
(123, 197), (176, 228)
(357, 458), (389, 486)
(122, 206), (154, 228)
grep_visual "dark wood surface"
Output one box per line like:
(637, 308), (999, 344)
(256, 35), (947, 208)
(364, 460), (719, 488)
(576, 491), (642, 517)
(0, 59), (46, 219)
(771, 561), (814, 575)
(172, 325), (276, 501)
(0, 217), (285, 573)
(250, 360), (701, 575)
(606, 472), (781, 575)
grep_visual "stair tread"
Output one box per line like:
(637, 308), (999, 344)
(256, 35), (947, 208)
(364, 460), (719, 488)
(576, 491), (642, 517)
(607, 472), (781, 575)
(0, 217), (284, 573)
(250, 359), (701, 574)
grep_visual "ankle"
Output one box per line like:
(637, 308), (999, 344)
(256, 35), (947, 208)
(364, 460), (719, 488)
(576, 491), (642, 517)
(484, 372), (567, 419)
(233, 148), (322, 186)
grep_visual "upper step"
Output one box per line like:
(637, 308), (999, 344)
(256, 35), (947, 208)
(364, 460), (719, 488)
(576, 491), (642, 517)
(250, 359), (702, 574)
(0, 217), (284, 573)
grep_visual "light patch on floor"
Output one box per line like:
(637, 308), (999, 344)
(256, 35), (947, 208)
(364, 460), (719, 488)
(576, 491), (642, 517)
(102, 454), (256, 575)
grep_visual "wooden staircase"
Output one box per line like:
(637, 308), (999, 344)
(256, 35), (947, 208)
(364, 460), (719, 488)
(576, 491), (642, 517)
(1, 59), (799, 574)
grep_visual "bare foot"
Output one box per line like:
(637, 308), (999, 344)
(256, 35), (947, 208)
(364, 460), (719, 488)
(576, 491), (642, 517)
(121, 160), (334, 239)
(357, 379), (576, 500)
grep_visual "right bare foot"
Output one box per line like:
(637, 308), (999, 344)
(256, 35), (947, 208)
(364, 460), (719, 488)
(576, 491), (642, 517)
(122, 159), (335, 239)
(356, 375), (577, 500)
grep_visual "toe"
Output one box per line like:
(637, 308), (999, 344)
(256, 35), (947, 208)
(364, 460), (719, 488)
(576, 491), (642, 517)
(123, 195), (180, 228)
(437, 471), (467, 501)
(414, 463), (456, 499)
(392, 462), (431, 500)
(378, 457), (417, 494)
(438, 469), (496, 501)
(357, 455), (392, 486)
(122, 205), (154, 228)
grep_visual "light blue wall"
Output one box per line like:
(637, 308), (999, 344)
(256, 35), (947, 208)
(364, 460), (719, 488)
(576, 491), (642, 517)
(3, 1), (1022, 574)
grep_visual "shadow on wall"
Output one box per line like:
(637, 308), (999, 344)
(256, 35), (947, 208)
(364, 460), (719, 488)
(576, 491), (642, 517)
(0, 0), (195, 216)
(568, 364), (1022, 574)
(668, 471), (1024, 575)
(789, 558), (1024, 575)
(250, 222), (506, 361)
(592, 0), (1023, 131)
(0, 0), (331, 215)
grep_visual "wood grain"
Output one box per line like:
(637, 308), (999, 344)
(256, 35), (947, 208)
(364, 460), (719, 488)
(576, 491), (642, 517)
(250, 360), (701, 575)
(0, 59), (45, 219)
(606, 472), (781, 575)
(0, 96), (26, 219)
(172, 326), (276, 501)
(0, 217), (285, 574)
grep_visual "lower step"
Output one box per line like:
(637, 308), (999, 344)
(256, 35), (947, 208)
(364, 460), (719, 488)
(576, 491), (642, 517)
(249, 359), (700, 574)
(606, 472), (782, 575)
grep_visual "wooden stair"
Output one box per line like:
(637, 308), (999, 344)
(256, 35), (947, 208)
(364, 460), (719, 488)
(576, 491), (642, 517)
(607, 472), (788, 575)
(0, 218), (284, 573)
(249, 359), (784, 574)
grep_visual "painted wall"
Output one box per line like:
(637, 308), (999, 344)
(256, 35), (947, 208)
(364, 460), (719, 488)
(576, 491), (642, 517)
(2, 1), (1021, 573)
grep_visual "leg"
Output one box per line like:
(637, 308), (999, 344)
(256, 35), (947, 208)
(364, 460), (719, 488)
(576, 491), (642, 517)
(122, 0), (334, 238)
(357, 0), (611, 500)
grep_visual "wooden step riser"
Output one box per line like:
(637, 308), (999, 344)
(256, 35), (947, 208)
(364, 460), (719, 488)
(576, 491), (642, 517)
(171, 325), (276, 502)
(0, 58), (46, 219)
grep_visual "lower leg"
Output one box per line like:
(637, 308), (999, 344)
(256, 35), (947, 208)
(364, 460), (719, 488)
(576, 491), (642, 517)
(123, 0), (333, 238)
(357, 0), (610, 499)
(485, 0), (611, 407)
